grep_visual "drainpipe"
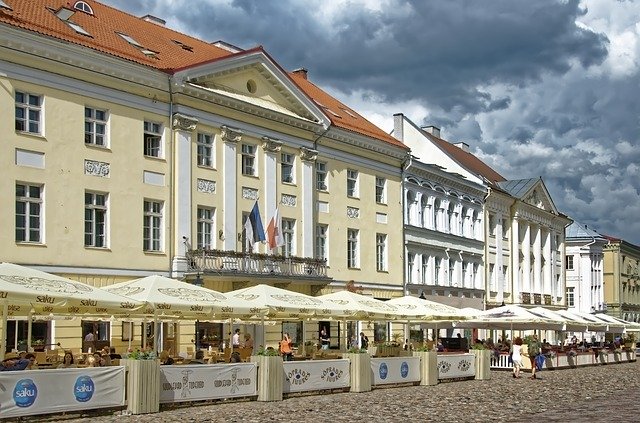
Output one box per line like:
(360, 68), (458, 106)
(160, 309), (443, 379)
(168, 75), (175, 276)
(401, 154), (413, 297)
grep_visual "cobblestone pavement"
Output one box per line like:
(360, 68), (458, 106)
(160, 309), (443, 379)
(24, 360), (640, 423)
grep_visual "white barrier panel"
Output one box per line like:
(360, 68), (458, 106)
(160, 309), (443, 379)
(437, 353), (475, 379)
(370, 357), (420, 385)
(0, 367), (125, 418)
(283, 359), (350, 393)
(159, 363), (257, 403)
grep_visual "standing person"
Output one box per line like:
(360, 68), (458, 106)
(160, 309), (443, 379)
(360, 332), (369, 349)
(280, 333), (293, 361)
(526, 334), (542, 379)
(232, 329), (241, 348)
(320, 327), (330, 350)
(511, 337), (524, 378)
(244, 333), (254, 349)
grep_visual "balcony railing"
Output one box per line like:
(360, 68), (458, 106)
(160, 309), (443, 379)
(186, 249), (329, 279)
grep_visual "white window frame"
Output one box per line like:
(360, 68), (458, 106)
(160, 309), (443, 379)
(143, 200), (163, 252)
(282, 218), (295, 257)
(15, 91), (42, 135)
(375, 177), (386, 204)
(421, 255), (429, 284)
(347, 169), (359, 198)
(241, 144), (256, 176)
(197, 133), (214, 168)
(15, 183), (43, 243)
(143, 121), (163, 158)
(84, 191), (108, 248)
(347, 228), (359, 268)
(565, 255), (574, 270)
(435, 257), (442, 285)
(566, 287), (575, 307)
(315, 224), (328, 261)
(376, 233), (387, 272)
(316, 161), (328, 191)
(281, 152), (294, 183)
(85, 107), (108, 147)
(197, 206), (215, 249)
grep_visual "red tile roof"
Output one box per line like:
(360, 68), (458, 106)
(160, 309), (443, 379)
(2, 0), (407, 149)
(425, 132), (506, 184)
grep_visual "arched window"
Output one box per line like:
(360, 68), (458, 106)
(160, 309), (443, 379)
(447, 203), (455, 234)
(460, 206), (468, 237)
(433, 199), (441, 231)
(74, 1), (94, 14)
(421, 195), (429, 228)
(406, 191), (416, 225)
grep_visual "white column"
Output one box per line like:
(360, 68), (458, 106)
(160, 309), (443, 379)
(522, 221), (531, 295)
(533, 224), (542, 295)
(300, 147), (317, 258)
(262, 137), (280, 226)
(511, 217), (520, 302)
(222, 125), (242, 251)
(496, 213), (504, 302)
(543, 229), (552, 295)
(171, 113), (198, 277)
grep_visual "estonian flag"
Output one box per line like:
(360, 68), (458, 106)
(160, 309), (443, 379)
(244, 201), (266, 250)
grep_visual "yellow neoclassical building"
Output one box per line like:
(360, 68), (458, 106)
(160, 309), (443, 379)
(603, 236), (640, 323)
(0, 0), (408, 355)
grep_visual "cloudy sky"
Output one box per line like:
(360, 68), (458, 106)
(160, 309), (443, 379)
(103, 0), (640, 244)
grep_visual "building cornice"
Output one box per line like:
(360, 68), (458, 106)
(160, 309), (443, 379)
(325, 127), (408, 162)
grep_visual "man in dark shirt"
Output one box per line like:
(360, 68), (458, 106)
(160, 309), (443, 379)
(1, 357), (30, 371)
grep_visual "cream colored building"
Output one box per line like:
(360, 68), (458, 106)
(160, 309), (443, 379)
(0, 0), (407, 355)
(603, 237), (640, 323)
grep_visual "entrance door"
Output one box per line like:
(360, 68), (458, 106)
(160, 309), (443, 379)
(82, 320), (110, 353)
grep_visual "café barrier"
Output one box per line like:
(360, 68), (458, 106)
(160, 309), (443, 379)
(160, 363), (257, 403)
(436, 353), (476, 380)
(370, 356), (421, 386)
(0, 367), (125, 418)
(283, 359), (350, 393)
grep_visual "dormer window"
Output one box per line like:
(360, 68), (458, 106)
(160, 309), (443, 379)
(74, 1), (94, 15)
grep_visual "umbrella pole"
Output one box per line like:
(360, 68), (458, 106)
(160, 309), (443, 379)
(142, 318), (147, 350)
(128, 321), (132, 351)
(0, 302), (7, 360)
(261, 315), (266, 349)
(27, 311), (33, 352)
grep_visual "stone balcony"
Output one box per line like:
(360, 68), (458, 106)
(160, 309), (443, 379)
(186, 249), (330, 280)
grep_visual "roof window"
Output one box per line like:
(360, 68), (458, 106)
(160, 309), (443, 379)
(0, 0), (12, 11)
(116, 32), (143, 48)
(172, 39), (194, 52)
(341, 108), (358, 119)
(66, 21), (92, 37)
(74, 1), (94, 15)
(55, 7), (74, 20)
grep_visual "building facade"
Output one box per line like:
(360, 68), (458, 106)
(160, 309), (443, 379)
(603, 237), (640, 323)
(1, 0), (407, 354)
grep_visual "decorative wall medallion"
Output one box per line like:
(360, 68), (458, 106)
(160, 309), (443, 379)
(281, 194), (296, 207)
(84, 160), (110, 177)
(242, 187), (258, 200)
(347, 207), (360, 218)
(197, 178), (216, 194)
(172, 113), (198, 131)
(221, 125), (243, 143)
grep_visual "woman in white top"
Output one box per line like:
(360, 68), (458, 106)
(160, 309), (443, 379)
(511, 337), (524, 378)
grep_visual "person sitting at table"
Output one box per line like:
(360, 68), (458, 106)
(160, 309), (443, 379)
(58, 352), (77, 369)
(229, 351), (242, 363)
(190, 350), (205, 364)
(89, 352), (106, 367)
(280, 333), (294, 361)
(109, 347), (122, 360)
(24, 353), (38, 370)
(159, 350), (174, 365)
(0, 353), (30, 371)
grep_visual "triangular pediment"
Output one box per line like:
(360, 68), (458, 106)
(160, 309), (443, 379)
(498, 178), (557, 214)
(173, 49), (329, 126)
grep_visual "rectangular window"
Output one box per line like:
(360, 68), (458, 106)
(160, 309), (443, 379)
(316, 161), (328, 191)
(421, 256), (429, 284)
(282, 218), (295, 257)
(281, 153), (294, 183)
(434, 257), (442, 285)
(84, 107), (107, 146)
(347, 169), (359, 197)
(197, 207), (214, 249)
(375, 177), (386, 204)
(15, 183), (42, 243)
(449, 260), (455, 285)
(376, 233), (387, 272)
(143, 121), (162, 157)
(197, 133), (214, 167)
(84, 192), (107, 248)
(315, 224), (327, 261)
(15, 91), (42, 134)
(566, 287), (574, 307)
(347, 228), (359, 268)
(143, 200), (163, 252)
(241, 144), (255, 176)
(565, 255), (574, 270)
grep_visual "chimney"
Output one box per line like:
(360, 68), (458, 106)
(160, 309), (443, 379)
(292, 68), (308, 80)
(421, 125), (441, 138)
(141, 14), (166, 26)
(454, 142), (470, 153)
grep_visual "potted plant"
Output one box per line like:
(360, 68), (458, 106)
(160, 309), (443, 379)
(412, 346), (438, 385)
(121, 348), (160, 414)
(342, 347), (371, 392)
(471, 343), (491, 380)
(251, 346), (283, 401)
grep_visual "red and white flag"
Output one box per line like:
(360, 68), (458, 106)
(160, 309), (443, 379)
(266, 208), (285, 250)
